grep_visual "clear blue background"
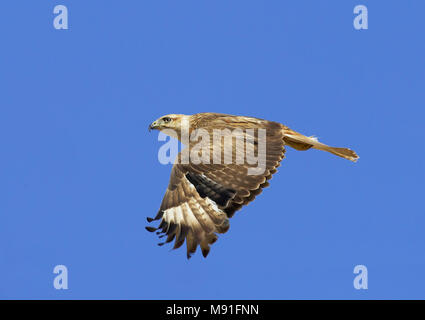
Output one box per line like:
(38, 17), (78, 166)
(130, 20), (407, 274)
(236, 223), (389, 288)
(1, 0), (424, 299)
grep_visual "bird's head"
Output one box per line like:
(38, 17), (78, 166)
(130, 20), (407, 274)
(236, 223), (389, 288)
(148, 114), (191, 139)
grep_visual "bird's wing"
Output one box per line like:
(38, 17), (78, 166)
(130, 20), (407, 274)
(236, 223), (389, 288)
(146, 120), (286, 258)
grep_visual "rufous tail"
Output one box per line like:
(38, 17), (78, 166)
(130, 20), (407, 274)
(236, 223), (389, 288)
(282, 128), (359, 162)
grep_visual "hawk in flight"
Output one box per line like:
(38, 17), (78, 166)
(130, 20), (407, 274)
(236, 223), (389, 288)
(146, 113), (358, 258)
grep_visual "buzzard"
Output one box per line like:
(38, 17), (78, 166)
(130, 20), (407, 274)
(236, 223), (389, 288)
(146, 113), (358, 258)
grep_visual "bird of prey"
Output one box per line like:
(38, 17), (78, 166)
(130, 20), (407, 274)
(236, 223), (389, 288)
(146, 113), (358, 258)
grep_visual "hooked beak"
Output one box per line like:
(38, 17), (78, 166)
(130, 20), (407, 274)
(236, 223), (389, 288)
(148, 120), (159, 132)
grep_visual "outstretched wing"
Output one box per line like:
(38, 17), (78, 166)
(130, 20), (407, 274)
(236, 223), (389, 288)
(146, 119), (286, 258)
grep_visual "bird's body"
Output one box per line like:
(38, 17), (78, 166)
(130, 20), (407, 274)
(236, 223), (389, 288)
(147, 113), (358, 258)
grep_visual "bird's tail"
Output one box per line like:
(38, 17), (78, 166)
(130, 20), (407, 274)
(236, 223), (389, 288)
(282, 128), (359, 162)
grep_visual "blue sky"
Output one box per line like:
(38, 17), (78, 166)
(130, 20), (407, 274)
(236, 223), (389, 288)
(1, 1), (424, 299)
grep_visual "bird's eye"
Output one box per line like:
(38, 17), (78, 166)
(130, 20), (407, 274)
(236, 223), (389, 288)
(162, 117), (172, 123)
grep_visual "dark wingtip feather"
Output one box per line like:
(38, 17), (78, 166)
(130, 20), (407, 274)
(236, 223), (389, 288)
(165, 232), (176, 243)
(201, 247), (210, 258)
(154, 210), (164, 220)
(145, 226), (157, 232)
(166, 223), (177, 235)
(157, 220), (166, 231)
(147, 210), (164, 223)
(209, 234), (218, 245)
(173, 239), (185, 250)
(178, 225), (189, 241)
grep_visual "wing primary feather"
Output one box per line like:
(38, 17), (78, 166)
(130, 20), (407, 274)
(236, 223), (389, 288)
(201, 246), (210, 258)
(165, 232), (176, 243)
(173, 225), (189, 249)
(147, 210), (164, 223)
(166, 222), (177, 235)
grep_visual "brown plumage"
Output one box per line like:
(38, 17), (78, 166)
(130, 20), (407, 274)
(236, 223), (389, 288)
(147, 113), (358, 258)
